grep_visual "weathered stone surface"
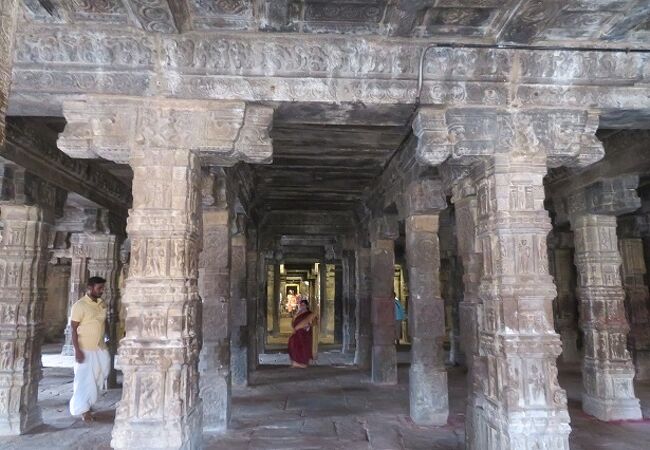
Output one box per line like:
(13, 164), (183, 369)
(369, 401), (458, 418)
(199, 168), (231, 433)
(405, 213), (448, 425)
(341, 250), (356, 354)
(467, 153), (571, 449)
(111, 147), (203, 449)
(230, 229), (248, 387)
(568, 177), (643, 421)
(0, 0), (18, 145)
(354, 246), (371, 370)
(369, 215), (398, 385)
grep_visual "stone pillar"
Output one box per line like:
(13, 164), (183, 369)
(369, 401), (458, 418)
(334, 264), (343, 343)
(44, 262), (71, 341)
(198, 170), (231, 432)
(246, 228), (259, 375)
(0, 202), (51, 435)
(369, 216), (398, 385)
(472, 154), (570, 448)
(618, 236), (650, 380)
(354, 246), (372, 369)
(341, 250), (357, 353)
(319, 261), (328, 335)
(230, 222), (248, 387)
(272, 263), (281, 336)
(405, 209), (448, 424)
(111, 148), (203, 449)
(451, 179), (483, 449)
(61, 234), (88, 356)
(0, 0), (19, 146)
(568, 176), (642, 421)
(549, 232), (580, 363)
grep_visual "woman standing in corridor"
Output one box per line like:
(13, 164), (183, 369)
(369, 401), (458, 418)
(288, 299), (318, 368)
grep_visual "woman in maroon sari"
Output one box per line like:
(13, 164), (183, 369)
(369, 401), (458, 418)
(288, 299), (318, 368)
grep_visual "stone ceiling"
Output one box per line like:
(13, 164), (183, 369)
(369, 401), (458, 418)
(21, 0), (650, 48)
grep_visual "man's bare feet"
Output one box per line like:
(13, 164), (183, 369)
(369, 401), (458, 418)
(82, 411), (95, 423)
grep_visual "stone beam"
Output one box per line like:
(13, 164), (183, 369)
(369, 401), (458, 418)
(0, 0), (19, 145)
(58, 96), (274, 167)
(121, 0), (190, 33)
(413, 107), (604, 169)
(9, 24), (650, 108)
(2, 119), (130, 217)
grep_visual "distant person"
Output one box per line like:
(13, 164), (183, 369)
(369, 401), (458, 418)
(69, 276), (111, 423)
(288, 299), (319, 368)
(394, 292), (405, 344)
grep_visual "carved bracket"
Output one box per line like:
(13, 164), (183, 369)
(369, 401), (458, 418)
(58, 96), (274, 167)
(568, 175), (641, 218)
(397, 178), (446, 217)
(368, 215), (399, 242)
(414, 107), (604, 170)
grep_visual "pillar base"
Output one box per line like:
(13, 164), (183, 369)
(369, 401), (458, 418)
(409, 366), (448, 425)
(582, 393), (642, 421)
(200, 373), (230, 432)
(354, 335), (371, 369)
(371, 345), (396, 385)
(0, 406), (42, 436)
(560, 330), (581, 364)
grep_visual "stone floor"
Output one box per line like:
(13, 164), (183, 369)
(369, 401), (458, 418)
(1, 348), (650, 449)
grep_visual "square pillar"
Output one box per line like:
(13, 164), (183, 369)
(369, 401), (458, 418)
(369, 215), (398, 385)
(0, 203), (50, 435)
(61, 234), (89, 356)
(111, 148), (203, 449)
(354, 246), (372, 369)
(230, 227), (248, 387)
(0, 0), (19, 146)
(619, 237), (650, 380)
(472, 154), (570, 449)
(568, 176), (642, 421)
(405, 213), (448, 425)
(341, 250), (357, 354)
(245, 228), (259, 375)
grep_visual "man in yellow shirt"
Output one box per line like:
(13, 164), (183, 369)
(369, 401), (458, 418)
(68, 276), (111, 422)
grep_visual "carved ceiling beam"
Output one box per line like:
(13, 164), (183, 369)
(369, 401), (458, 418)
(122, 0), (190, 33)
(58, 96), (274, 167)
(9, 25), (649, 109)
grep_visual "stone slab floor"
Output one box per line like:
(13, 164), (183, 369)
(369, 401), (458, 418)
(1, 349), (650, 449)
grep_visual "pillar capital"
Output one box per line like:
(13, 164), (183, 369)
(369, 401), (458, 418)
(568, 175), (641, 219)
(398, 179), (446, 218)
(414, 107), (603, 170)
(58, 96), (274, 166)
(368, 215), (399, 242)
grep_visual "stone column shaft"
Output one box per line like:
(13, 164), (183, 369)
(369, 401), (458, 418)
(472, 154), (570, 449)
(342, 251), (356, 353)
(111, 148), (203, 450)
(571, 213), (642, 420)
(405, 214), (448, 425)
(550, 244), (580, 363)
(230, 233), (248, 387)
(319, 261), (328, 335)
(619, 237), (650, 380)
(199, 206), (231, 432)
(246, 242), (259, 375)
(369, 216), (398, 385)
(61, 236), (88, 356)
(272, 263), (281, 336)
(0, 0), (19, 145)
(0, 204), (50, 435)
(354, 247), (372, 369)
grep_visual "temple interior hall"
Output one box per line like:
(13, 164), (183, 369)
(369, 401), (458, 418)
(1, 1), (650, 449)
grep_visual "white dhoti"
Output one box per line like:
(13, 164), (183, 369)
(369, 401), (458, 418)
(69, 348), (110, 416)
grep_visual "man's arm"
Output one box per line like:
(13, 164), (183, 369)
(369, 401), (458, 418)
(71, 321), (84, 363)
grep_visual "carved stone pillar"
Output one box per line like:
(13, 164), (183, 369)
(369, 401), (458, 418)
(246, 227), (259, 375)
(272, 263), (281, 336)
(618, 235), (650, 380)
(568, 176), (642, 421)
(61, 234), (89, 356)
(470, 154), (570, 449)
(199, 175), (231, 432)
(0, 0), (19, 146)
(319, 261), (328, 335)
(451, 179), (483, 450)
(548, 232), (580, 363)
(403, 180), (448, 424)
(369, 215), (398, 385)
(341, 250), (356, 354)
(57, 97), (273, 448)
(230, 220), (248, 387)
(354, 245), (372, 369)
(0, 202), (51, 435)
(44, 262), (71, 341)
